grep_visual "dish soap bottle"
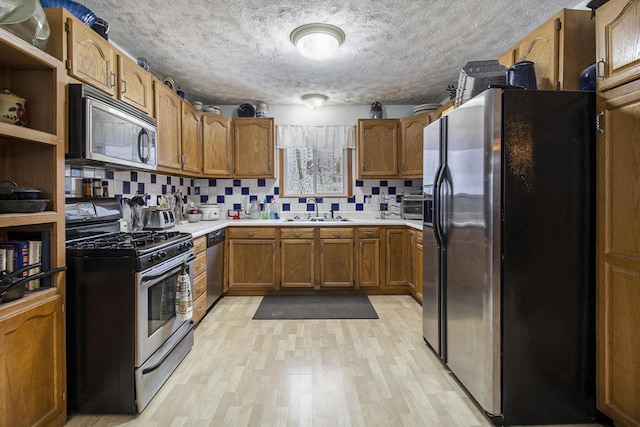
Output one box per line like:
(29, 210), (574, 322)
(175, 261), (192, 321)
(261, 198), (269, 219)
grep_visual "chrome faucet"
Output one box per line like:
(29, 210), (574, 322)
(307, 198), (319, 218)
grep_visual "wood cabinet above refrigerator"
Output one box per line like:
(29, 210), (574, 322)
(498, 8), (595, 91)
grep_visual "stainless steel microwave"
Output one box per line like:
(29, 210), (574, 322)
(401, 194), (424, 220)
(67, 84), (157, 170)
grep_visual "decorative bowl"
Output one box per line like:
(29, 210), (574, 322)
(187, 212), (202, 223)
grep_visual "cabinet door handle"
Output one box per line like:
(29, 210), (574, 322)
(293, 232), (302, 237)
(196, 285), (205, 291)
(321, 241), (324, 253)
(364, 231), (374, 237)
(360, 242), (363, 253)
(110, 72), (117, 88)
(332, 232), (342, 237)
(596, 58), (605, 81)
(246, 231), (256, 236)
(596, 111), (604, 134)
(272, 243), (276, 254)
(311, 242), (315, 254)
(227, 161), (231, 171)
(361, 163), (365, 172)
(121, 79), (127, 94)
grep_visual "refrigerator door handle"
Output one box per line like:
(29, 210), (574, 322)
(433, 164), (446, 245)
(439, 168), (453, 244)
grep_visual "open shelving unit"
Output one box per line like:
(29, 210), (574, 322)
(0, 26), (67, 427)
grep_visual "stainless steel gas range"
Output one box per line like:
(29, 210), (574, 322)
(65, 197), (195, 414)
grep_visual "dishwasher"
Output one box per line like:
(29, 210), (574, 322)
(206, 229), (225, 310)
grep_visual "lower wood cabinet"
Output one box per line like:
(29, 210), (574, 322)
(224, 226), (420, 295)
(357, 227), (381, 288)
(280, 228), (315, 288)
(319, 228), (354, 288)
(0, 293), (66, 427)
(385, 228), (410, 287)
(227, 228), (278, 290)
(409, 229), (424, 303)
(192, 236), (207, 324)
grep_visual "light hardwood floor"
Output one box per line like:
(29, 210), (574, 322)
(64, 296), (602, 427)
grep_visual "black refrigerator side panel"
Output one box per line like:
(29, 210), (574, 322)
(501, 90), (596, 425)
(66, 256), (137, 415)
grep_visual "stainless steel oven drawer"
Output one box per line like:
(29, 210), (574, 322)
(135, 320), (194, 412)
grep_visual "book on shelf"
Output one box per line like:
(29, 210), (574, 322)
(5, 231), (51, 289)
(0, 240), (29, 279)
(0, 248), (6, 271)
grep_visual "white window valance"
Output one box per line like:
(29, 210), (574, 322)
(276, 125), (356, 150)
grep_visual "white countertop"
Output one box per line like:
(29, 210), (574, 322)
(175, 214), (423, 238)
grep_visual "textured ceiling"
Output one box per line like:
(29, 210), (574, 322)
(78, 0), (586, 107)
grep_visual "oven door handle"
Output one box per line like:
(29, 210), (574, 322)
(141, 320), (194, 374)
(141, 253), (196, 284)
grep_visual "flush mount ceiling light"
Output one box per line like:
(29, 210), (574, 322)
(290, 23), (345, 60)
(302, 94), (328, 109)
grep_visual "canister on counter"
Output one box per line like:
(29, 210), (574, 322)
(82, 178), (92, 197)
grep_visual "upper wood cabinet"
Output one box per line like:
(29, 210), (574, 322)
(44, 8), (153, 114)
(498, 8), (595, 91)
(357, 119), (399, 178)
(118, 54), (153, 115)
(0, 27), (67, 427)
(154, 79), (183, 171)
(595, 1), (640, 426)
(180, 102), (202, 174)
(233, 118), (275, 178)
(202, 114), (233, 177)
(596, 0), (640, 91)
(399, 113), (431, 178)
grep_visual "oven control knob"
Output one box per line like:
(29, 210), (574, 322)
(158, 250), (168, 259)
(151, 253), (162, 262)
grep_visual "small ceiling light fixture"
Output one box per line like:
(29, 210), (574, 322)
(302, 94), (328, 109)
(290, 23), (345, 60)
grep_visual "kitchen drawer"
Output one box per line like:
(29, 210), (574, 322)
(280, 228), (314, 239)
(193, 272), (206, 300)
(227, 227), (276, 239)
(358, 227), (380, 238)
(193, 235), (207, 254)
(319, 228), (354, 239)
(193, 251), (207, 277)
(193, 293), (207, 324)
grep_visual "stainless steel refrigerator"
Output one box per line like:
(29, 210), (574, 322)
(422, 88), (598, 425)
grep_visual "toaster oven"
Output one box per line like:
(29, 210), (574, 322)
(401, 195), (424, 220)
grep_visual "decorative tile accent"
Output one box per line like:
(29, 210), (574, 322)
(63, 166), (421, 217)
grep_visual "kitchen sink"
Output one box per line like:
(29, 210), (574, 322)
(282, 217), (352, 222)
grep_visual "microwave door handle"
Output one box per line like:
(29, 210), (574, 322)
(138, 128), (151, 163)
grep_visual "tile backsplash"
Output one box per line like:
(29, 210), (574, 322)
(65, 165), (421, 217)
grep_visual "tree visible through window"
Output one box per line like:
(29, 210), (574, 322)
(282, 147), (347, 196)
(277, 125), (355, 197)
